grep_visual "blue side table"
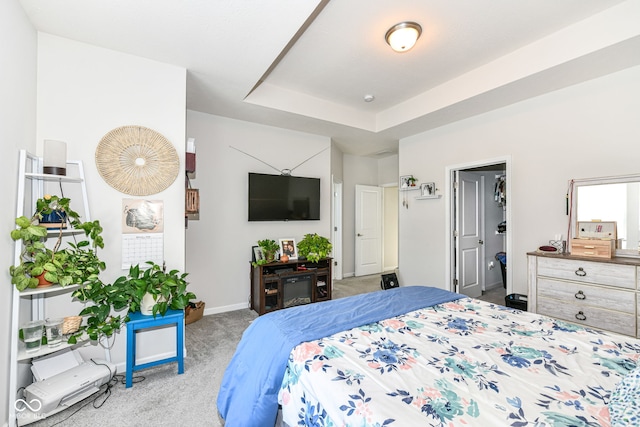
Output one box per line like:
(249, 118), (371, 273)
(126, 309), (185, 388)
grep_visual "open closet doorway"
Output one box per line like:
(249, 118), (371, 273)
(447, 158), (510, 299)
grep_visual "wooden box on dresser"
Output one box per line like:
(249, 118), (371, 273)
(528, 252), (640, 337)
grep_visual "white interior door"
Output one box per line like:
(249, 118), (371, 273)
(355, 184), (382, 277)
(455, 171), (484, 298)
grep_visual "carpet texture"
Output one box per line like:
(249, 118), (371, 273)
(27, 274), (381, 427)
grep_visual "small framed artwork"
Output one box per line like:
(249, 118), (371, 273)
(420, 182), (435, 197)
(279, 238), (297, 260)
(399, 175), (411, 189)
(252, 246), (264, 262)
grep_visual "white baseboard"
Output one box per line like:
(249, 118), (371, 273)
(203, 302), (248, 316)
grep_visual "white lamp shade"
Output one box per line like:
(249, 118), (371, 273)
(385, 22), (422, 53)
(43, 140), (67, 176)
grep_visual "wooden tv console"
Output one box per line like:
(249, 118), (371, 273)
(250, 258), (332, 315)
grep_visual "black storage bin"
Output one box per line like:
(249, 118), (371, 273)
(495, 252), (506, 288)
(505, 293), (528, 311)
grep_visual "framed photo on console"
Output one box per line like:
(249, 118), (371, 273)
(279, 238), (297, 260)
(252, 246), (264, 262)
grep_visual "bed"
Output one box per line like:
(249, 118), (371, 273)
(217, 286), (640, 427)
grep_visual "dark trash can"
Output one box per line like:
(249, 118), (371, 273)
(505, 293), (528, 311)
(495, 252), (506, 288)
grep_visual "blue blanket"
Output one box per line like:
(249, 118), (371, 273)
(217, 286), (460, 426)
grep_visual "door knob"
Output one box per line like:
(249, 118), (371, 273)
(357, 233), (363, 237)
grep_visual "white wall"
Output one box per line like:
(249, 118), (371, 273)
(185, 111), (331, 313)
(399, 65), (640, 295)
(0, 2), (37, 423)
(378, 154), (399, 186)
(383, 186), (398, 271)
(36, 34), (186, 366)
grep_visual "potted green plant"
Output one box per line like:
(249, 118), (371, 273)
(116, 261), (196, 317)
(407, 176), (417, 186)
(68, 261), (196, 343)
(9, 195), (105, 291)
(255, 239), (279, 265)
(297, 233), (332, 263)
(68, 276), (129, 342)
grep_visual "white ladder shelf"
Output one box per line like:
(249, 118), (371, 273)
(8, 149), (91, 426)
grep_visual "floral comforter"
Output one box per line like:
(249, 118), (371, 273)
(279, 298), (640, 426)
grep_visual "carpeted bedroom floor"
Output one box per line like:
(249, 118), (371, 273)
(29, 274), (505, 426)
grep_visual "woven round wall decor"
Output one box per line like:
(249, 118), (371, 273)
(95, 125), (179, 196)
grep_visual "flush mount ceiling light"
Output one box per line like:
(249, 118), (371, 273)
(385, 21), (422, 53)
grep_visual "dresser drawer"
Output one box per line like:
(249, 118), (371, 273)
(537, 278), (635, 314)
(537, 296), (636, 336)
(537, 257), (636, 289)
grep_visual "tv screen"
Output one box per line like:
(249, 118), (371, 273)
(248, 173), (320, 221)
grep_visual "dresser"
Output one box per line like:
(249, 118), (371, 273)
(527, 252), (640, 337)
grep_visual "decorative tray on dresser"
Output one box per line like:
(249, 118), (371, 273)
(527, 251), (640, 338)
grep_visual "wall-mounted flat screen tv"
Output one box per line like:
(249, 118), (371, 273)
(248, 172), (320, 221)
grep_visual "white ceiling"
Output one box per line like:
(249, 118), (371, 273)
(19, 0), (640, 157)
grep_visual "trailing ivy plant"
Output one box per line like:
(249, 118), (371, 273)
(69, 277), (129, 343)
(9, 195), (105, 291)
(118, 261), (195, 317)
(297, 233), (332, 263)
(69, 261), (196, 342)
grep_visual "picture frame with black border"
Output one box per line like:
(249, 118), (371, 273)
(252, 245), (264, 262)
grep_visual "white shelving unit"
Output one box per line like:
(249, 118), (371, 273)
(8, 150), (91, 426)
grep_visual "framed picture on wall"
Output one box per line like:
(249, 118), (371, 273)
(399, 175), (411, 189)
(420, 182), (435, 197)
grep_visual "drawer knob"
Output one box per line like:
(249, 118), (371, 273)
(575, 311), (587, 321)
(574, 290), (586, 300)
(575, 267), (587, 277)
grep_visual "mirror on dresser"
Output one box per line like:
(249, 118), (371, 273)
(570, 174), (640, 257)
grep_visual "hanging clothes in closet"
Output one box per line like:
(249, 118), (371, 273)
(494, 175), (506, 207)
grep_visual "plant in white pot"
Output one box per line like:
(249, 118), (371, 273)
(117, 261), (196, 317)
